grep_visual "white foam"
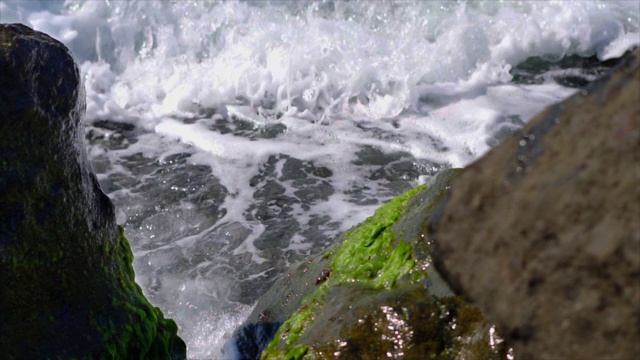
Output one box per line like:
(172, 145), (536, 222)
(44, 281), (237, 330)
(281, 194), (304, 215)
(6, 0), (636, 127)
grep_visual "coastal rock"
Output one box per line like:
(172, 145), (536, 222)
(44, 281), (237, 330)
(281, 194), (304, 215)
(0, 24), (186, 359)
(432, 49), (640, 359)
(228, 170), (509, 359)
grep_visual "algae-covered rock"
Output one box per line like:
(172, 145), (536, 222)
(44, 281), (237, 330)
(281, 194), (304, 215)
(432, 49), (640, 359)
(0, 24), (186, 359)
(229, 169), (509, 359)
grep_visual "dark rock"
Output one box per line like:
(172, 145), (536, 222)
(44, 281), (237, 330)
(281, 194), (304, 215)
(510, 52), (630, 88)
(0, 24), (186, 359)
(432, 49), (640, 359)
(222, 322), (283, 360)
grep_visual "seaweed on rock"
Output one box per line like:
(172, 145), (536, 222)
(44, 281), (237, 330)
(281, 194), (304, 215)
(230, 169), (509, 360)
(0, 24), (186, 359)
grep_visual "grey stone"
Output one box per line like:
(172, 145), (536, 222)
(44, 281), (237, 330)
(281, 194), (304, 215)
(432, 49), (640, 360)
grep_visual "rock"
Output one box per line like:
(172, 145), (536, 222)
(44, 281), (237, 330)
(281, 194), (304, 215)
(223, 322), (283, 360)
(228, 169), (510, 359)
(0, 24), (186, 359)
(431, 49), (640, 359)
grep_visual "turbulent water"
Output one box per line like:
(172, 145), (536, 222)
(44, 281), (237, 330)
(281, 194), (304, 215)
(2, 0), (638, 358)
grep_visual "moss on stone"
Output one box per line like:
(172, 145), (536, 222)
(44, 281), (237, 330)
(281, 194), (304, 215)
(1, 24), (186, 359)
(260, 170), (509, 359)
(330, 185), (426, 289)
(263, 187), (424, 358)
(97, 226), (186, 359)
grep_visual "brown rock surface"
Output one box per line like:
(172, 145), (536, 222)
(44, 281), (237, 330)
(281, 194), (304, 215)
(432, 49), (640, 360)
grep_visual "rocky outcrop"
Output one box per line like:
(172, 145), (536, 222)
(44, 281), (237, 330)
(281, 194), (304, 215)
(0, 24), (186, 359)
(228, 169), (509, 359)
(431, 49), (640, 359)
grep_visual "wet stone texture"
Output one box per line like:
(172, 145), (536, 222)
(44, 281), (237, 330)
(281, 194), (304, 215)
(248, 153), (337, 254)
(0, 24), (185, 359)
(509, 53), (628, 89)
(228, 170), (510, 360)
(432, 49), (640, 359)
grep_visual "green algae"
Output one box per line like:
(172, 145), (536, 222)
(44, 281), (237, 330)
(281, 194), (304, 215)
(260, 169), (509, 359)
(97, 226), (186, 359)
(263, 186), (427, 359)
(1, 24), (185, 358)
(2, 220), (185, 358)
(330, 186), (426, 289)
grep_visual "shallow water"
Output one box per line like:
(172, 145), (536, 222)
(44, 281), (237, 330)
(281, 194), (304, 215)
(2, 0), (638, 357)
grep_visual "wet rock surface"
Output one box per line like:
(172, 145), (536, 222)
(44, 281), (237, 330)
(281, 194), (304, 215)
(510, 52), (628, 88)
(432, 49), (640, 359)
(0, 24), (185, 359)
(229, 170), (510, 359)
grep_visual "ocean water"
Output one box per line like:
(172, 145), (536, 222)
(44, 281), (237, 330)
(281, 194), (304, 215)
(2, 0), (638, 358)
